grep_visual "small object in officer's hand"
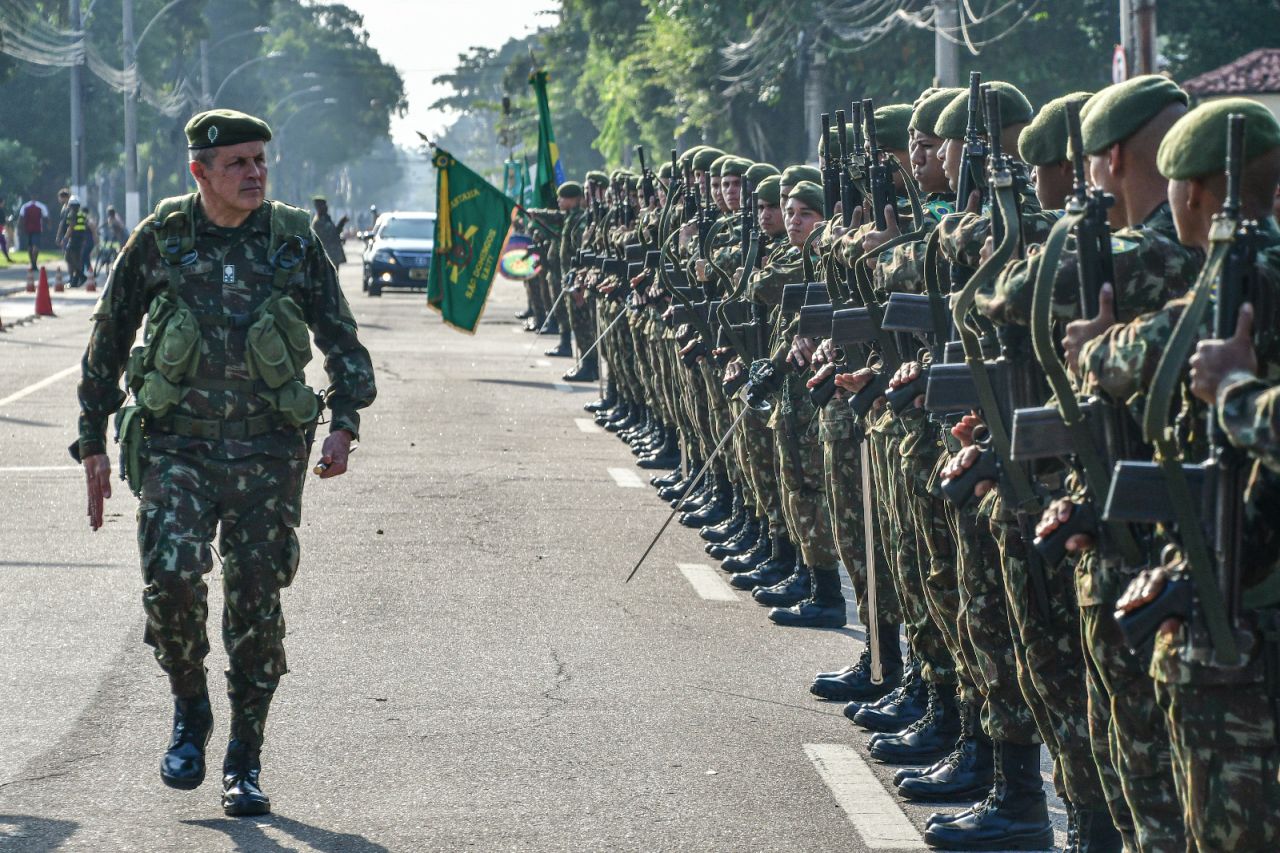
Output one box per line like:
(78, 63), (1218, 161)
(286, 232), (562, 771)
(314, 445), (357, 475)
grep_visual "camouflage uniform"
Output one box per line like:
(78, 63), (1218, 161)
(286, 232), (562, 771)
(76, 198), (376, 749)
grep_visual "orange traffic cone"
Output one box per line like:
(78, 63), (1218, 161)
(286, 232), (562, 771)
(54, 267), (65, 293)
(35, 267), (54, 317)
(26, 268), (35, 293)
(86, 268), (97, 292)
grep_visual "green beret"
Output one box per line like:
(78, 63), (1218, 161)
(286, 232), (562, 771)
(658, 162), (673, 180)
(1157, 97), (1280, 180)
(692, 147), (725, 173)
(557, 181), (584, 199)
(755, 175), (782, 205)
(679, 145), (705, 171)
(912, 87), (963, 135)
(609, 168), (626, 183)
(935, 82), (1032, 140)
(787, 180), (824, 213)
(1081, 75), (1189, 155)
(873, 104), (913, 152)
(914, 87), (941, 109)
(185, 109), (272, 150)
(585, 170), (609, 187)
(745, 162), (780, 186)
(709, 154), (732, 177)
(720, 157), (752, 178)
(1019, 92), (1093, 166)
(781, 164), (822, 188)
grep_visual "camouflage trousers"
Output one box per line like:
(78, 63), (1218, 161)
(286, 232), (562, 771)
(698, 358), (737, 488)
(869, 412), (953, 683)
(138, 448), (304, 749)
(1077, 556), (1184, 853)
(824, 434), (901, 628)
(944, 455), (1040, 744)
(567, 287), (596, 356)
(773, 421), (838, 570)
(988, 493), (1106, 809)
(741, 406), (784, 536)
(546, 270), (567, 327)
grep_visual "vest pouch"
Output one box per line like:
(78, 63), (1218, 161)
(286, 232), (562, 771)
(246, 311), (296, 389)
(153, 304), (201, 383)
(272, 380), (320, 427)
(139, 371), (182, 418)
(269, 296), (313, 373)
(125, 347), (147, 395)
(114, 405), (146, 497)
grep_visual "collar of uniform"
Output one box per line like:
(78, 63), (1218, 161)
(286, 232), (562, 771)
(193, 198), (271, 236)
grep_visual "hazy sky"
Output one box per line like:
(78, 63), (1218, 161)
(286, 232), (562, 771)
(344, 0), (559, 146)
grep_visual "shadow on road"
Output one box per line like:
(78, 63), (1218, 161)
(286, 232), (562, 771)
(0, 814), (79, 851)
(184, 814), (389, 852)
(473, 378), (593, 393)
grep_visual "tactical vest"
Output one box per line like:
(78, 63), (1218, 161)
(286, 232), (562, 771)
(68, 210), (88, 233)
(129, 193), (320, 438)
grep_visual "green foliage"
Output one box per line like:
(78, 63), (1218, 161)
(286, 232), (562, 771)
(0, 139), (42, 195)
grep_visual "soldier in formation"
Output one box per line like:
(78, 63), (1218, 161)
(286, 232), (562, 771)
(545, 76), (1280, 852)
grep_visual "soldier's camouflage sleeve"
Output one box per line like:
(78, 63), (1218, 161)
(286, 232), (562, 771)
(76, 220), (163, 458)
(1218, 374), (1280, 473)
(302, 232), (376, 440)
(937, 211), (989, 268)
(747, 246), (802, 307)
(874, 238), (927, 296)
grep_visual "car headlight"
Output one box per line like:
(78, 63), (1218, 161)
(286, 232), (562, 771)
(373, 249), (396, 264)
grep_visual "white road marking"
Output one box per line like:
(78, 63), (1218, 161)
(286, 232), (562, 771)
(607, 467), (644, 488)
(536, 359), (552, 367)
(677, 563), (738, 601)
(553, 381), (573, 393)
(0, 466), (82, 472)
(511, 326), (524, 334)
(0, 364), (80, 408)
(804, 743), (924, 850)
(574, 418), (601, 434)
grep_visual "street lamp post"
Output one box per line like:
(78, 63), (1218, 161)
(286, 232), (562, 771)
(212, 52), (284, 105)
(274, 97), (338, 203)
(197, 26), (271, 109)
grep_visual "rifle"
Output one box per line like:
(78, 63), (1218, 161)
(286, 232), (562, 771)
(637, 145), (656, 208)
(821, 112), (839, 219)
(836, 109), (855, 229)
(951, 72), (988, 291)
(863, 99), (894, 231)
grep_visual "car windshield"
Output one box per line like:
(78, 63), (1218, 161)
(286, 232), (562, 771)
(380, 217), (435, 241)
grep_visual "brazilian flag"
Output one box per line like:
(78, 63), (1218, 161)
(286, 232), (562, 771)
(529, 69), (564, 208)
(427, 147), (516, 334)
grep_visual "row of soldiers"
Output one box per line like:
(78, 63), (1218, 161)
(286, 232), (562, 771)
(525, 72), (1280, 853)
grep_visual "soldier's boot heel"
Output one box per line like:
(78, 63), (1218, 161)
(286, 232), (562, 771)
(160, 692), (214, 791)
(221, 739), (271, 817)
(922, 741), (1052, 851)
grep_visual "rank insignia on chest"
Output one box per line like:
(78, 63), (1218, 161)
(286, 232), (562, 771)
(223, 264), (236, 284)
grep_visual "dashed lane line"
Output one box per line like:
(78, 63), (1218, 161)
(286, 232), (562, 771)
(804, 743), (925, 850)
(553, 381), (573, 393)
(676, 563), (738, 601)
(536, 359), (552, 367)
(574, 418), (602, 434)
(607, 467), (644, 488)
(0, 364), (80, 408)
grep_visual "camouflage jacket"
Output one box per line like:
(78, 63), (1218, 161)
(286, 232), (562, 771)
(76, 199), (376, 460)
(936, 193), (1058, 273)
(1220, 373), (1280, 474)
(871, 194), (956, 299)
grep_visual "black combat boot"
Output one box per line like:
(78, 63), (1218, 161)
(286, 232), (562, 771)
(605, 400), (638, 431)
(563, 354), (598, 383)
(538, 317), (560, 334)
(922, 741), (1053, 851)
(638, 431), (681, 469)
(544, 329), (573, 357)
(1070, 805), (1123, 853)
(720, 528), (774, 574)
(658, 475), (694, 503)
(700, 488), (744, 542)
(221, 739), (271, 817)
(675, 476), (715, 511)
(597, 398), (628, 426)
(707, 514), (758, 556)
(751, 557), (812, 607)
(810, 633), (903, 702)
(584, 381), (617, 413)
(869, 682), (962, 764)
(727, 535), (795, 589)
(850, 664), (929, 732)
(896, 701), (993, 802)
(160, 691), (214, 790)
(680, 477), (731, 527)
(768, 566), (846, 627)
(652, 467), (685, 489)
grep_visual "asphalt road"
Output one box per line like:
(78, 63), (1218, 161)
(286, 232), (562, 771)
(0, 252), (1065, 851)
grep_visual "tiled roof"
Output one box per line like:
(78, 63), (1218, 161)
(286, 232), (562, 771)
(1184, 48), (1280, 95)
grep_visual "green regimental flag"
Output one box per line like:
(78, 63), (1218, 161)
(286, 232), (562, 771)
(529, 69), (564, 208)
(427, 147), (516, 334)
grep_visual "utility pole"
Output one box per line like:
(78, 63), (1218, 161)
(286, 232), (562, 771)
(200, 39), (211, 109)
(934, 0), (960, 87)
(803, 51), (825, 161)
(69, 0), (86, 201)
(123, 0), (140, 228)
(1134, 0), (1157, 76)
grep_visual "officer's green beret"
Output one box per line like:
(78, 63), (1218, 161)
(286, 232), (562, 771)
(1157, 97), (1280, 180)
(745, 162), (780, 186)
(781, 164), (822, 188)
(1019, 92), (1093, 166)
(873, 104), (914, 152)
(756, 175), (782, 205)
(185, 109), (272, 150)
(557, 181), (584, 199)
(935, 82), (1033, 140)
(693, 147), (725, 173)
(586, 170), (609, 188)
(1081, 75), (1189, 155)
(720, 157), (752, 178)
(658, 162), (673, 180)
(912, 87), (963, 136)
(788, 180), (824, 213)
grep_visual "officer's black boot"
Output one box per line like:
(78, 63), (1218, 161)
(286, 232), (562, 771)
(221, 739), (271, 817)
(870, 681), (962, 763)
(810, 632), (903, 702)
(768, 566), (846, 627)
(751, 556), (812, 606)
(563, 354), (599, 383)
(850, 663), (929, 731)
(1071, 805), (1123, 853)
(584, 380), (617, 413)
(160, 691), (214, 790)
(544, 329), (573, 357)
(922, 741), (1053, 851)
(720, 527), (773, 574)
(896, 701), (993, 802)
(700, 488), (744, 542)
